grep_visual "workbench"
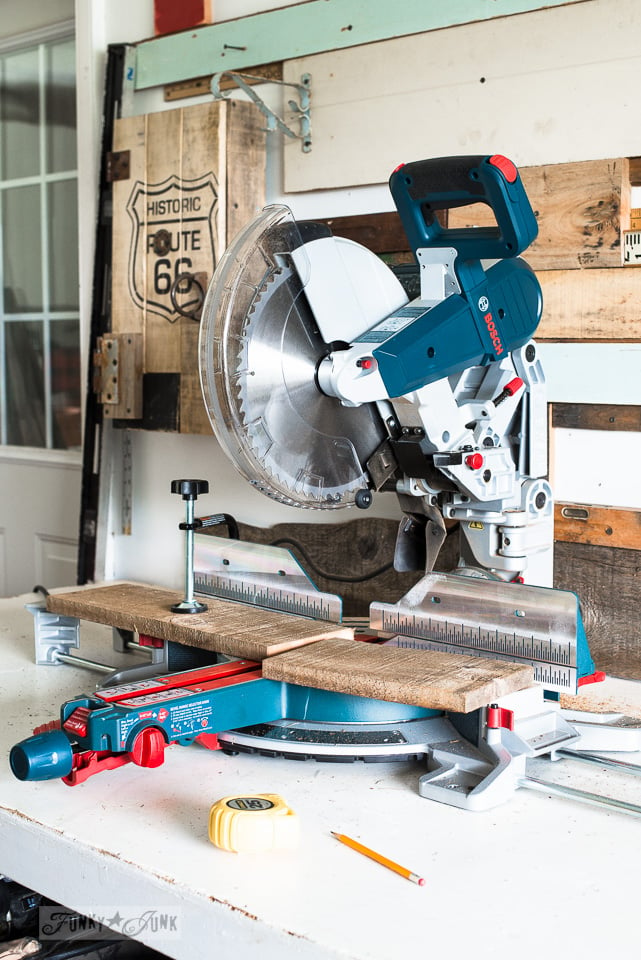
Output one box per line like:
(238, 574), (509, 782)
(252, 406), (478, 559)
(1, 591), (640, 960)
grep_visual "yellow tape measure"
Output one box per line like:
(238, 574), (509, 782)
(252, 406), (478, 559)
(208, 794), (299, 852)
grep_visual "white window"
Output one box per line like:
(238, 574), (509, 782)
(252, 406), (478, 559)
(0, 28), (79, 450)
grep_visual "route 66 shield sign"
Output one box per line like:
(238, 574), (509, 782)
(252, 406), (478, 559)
(126, 172), (218, 321)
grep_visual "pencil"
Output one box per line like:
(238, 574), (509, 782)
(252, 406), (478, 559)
(331, 831), (425, 886)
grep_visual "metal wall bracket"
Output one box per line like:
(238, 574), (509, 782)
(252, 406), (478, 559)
(211, 72), (311, 152)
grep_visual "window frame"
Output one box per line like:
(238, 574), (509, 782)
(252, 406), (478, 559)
(0, 19), (80, 462)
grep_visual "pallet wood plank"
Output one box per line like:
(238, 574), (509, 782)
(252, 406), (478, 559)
(235, 519), (459, 618)
(317, 211), (409, 254)
(180, 319), (211, 435)
(263, 636), (533, 713)
(554, 542), (641, 681)
(448, 158), (628, 271)
(225, 99), (267, 243)
(164, 63), (284, 101)
(551, 403), (641, 431)
(111, 112), (148, 345)
(536, 267), (641, 340)
(555, 503), (641, 551)
(46, 583), (352, 661)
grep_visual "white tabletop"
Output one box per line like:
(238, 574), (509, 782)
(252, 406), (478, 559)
(1, 591), (641, 960)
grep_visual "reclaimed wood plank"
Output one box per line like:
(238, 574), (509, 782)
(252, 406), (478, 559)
(180, 318), (211, 435)
(263, 636), (533, 713)
(165, 64), (284, 101)
(555, 503), (641, 551)
(317, 212), (409, 254)
(554, 541), (641, 681)
(536, 267), (641, 340)
(449, 158), (628, 270)
(225, 99), (267, 248)
(46, 582), (352, 661)
(551, 403), (641, 431)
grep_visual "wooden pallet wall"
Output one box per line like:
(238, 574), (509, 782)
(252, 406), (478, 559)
(447, 157), (641, 340)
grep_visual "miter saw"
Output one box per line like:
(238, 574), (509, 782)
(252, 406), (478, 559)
(201, 155), (553, 585)
(11, 156), (641, 814)
(195, 153), (641, 801)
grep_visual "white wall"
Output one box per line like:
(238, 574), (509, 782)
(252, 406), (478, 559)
(0, 0), (73, 39)
(74, 0), (641, 589)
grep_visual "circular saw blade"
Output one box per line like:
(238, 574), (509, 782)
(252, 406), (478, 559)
(199, 205), (386, 508)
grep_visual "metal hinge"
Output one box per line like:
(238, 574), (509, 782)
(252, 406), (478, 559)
(106, 149), (131, 182)
(93, 333), (143, 419)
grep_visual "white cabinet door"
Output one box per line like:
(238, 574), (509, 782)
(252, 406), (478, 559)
(0, 451), (80, 595)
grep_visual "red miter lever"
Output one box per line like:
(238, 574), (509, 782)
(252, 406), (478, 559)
(493, 377), (524, 406)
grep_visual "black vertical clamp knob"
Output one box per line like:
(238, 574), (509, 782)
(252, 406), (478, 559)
(171, 478), (209, 614)
(171, 479), (209, 500)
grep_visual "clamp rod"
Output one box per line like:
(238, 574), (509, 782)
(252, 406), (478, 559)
(520, 775), (641, 819)
(53, 652), (115, 674)
(557, 749), (641, 779)
(171, 479), (209, 614)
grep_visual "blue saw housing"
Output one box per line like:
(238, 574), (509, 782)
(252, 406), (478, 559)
(375, 155), (542, 398)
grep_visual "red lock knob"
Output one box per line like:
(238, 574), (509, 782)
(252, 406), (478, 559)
(465, 453), (484, 470)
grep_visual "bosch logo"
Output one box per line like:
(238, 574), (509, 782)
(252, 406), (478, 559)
(483, 312), (504, 357)
(478, 296), (489, 312)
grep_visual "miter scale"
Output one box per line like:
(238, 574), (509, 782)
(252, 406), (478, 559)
(372, 572), (594, 694)
(194, 534), (342, 622)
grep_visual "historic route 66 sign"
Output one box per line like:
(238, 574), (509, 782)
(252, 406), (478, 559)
(126, 172), (218, 320)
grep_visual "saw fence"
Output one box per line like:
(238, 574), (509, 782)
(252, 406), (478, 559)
(234, 518), (641, 684)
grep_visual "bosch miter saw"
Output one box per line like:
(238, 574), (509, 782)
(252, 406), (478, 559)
(11, 155), (641, 814)
(196, 152), (641, 806)
(201, 155), (556, 580)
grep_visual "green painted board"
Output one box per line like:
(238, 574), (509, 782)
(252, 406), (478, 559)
(135, 0), (587, 90)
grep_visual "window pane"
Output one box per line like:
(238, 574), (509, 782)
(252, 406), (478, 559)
(5, 320), (45, 446)
(51, 319), (81, 449)
(0, 47), (39, 181)
(48, 179), (78, 309)
(46, 39), (76, 174)
(3, 184), (43, 312)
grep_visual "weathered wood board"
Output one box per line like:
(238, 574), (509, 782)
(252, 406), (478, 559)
(46, 583), (352, 661)
(536, 267), (641, 341)
(555, 504), (641, 552)
(164, 63), (284, 102)
(551, 403), (641, 432)
(263, 636), (533, 713)
(554, 542), (641, 681)
(110, 99), (265, 434)
(318, 211), (410, 255)
(308, 158), (640, 342)
(283, 1), (641, 192)
(448, 158), (629, 271)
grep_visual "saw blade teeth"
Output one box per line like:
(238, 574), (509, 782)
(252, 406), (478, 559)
(205, 210), (386, 507)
